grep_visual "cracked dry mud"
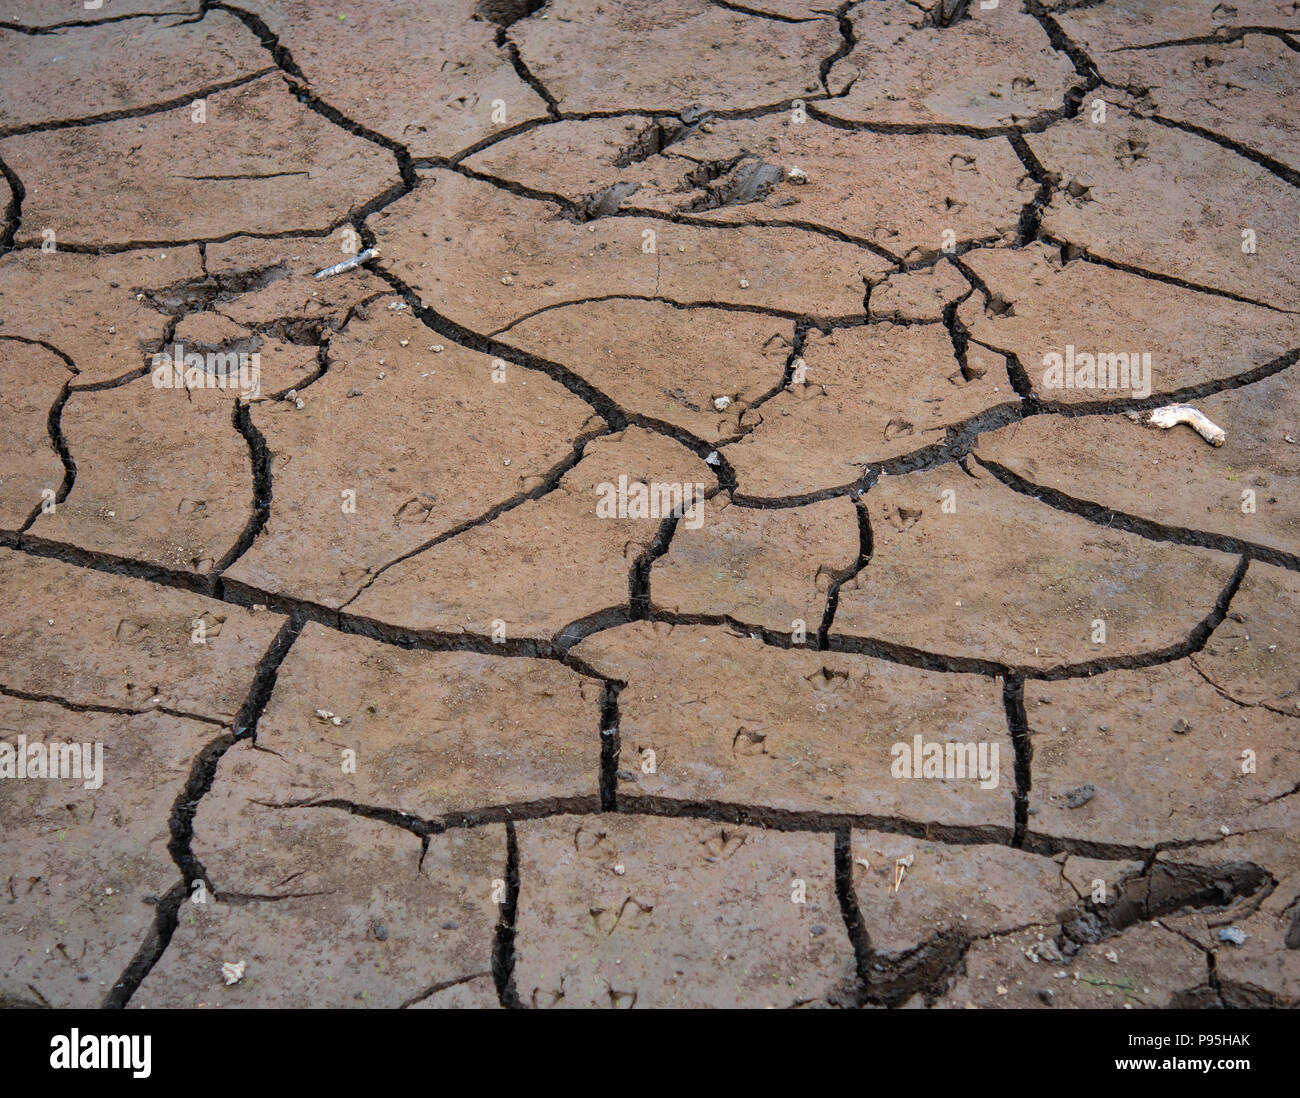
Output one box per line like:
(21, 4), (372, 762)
(0, 0), (1297, 1012)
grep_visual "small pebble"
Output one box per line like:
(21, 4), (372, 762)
(1065, 784), (1096, 809)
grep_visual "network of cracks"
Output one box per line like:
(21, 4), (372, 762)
(0, 0), (1298, 1008)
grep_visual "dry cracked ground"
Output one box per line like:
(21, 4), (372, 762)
(0, 0), (1298, 1011)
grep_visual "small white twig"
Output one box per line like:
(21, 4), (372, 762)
(1128, 403), (1226, 447)
(313, 247), (380, 280)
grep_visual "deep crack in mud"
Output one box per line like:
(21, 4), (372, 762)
(0, 0), (1297, 1013)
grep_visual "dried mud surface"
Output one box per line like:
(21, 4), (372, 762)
(0, 0), (1297, 1010)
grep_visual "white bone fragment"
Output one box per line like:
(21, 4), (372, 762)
(1128, 404), (1226, 447)
(313, 247), (380, 279)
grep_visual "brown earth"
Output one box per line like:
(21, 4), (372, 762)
(0, 0), (1297, 1010)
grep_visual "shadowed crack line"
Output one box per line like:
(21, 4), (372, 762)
(0, 68), (277, 140)
(966, 335), (1300, 419)
(274, 790), (1138, 862)
(153, 618), (303, 946)
(489, 293), (855, 337)
(1028, 554), (1251, 682)
(0, 9), (198, 35)
(209, 398), (272, 585)
(817, 494), (872, 650)
(820, 1), (859, 95)
(103, 880), (188, 1010)
(435, 96), (837, 168)
(630, 513), (683, 622)
(501, 34), (561, 119)
(892, 233), (1003, 274)
(723, 397), (1027, 508)
(493, 819), (523, 1008)
(1107, 26), (1300, 52)
(0, 334), (77, 372)
(399, 970), (494, 1009)
(1188, 656), (1300, 720)
(0, 150), (26, 256)
(7, 220), (363, 255)
(0, 519), (1263, 698)
(1007, 132), (1055, 245)
(1039, 235), (1299, 314)
(1024, 0), (1102, 83)
(374, 267), (627, 429)
(282, 78), (418, 192)
(212, 1), (308, 82)
(599, 680), (624, 812)
(806, 78), (1095, 141)
(975, 455), (1300, 574)
(378, 265), (739, 487)
(833, 827), (872, 1003)
(1134, 111), (1300, 190)
(447, 160), (903, 265)
(712, 0), (828, 24)
(339, 424), (614, 609)
(258, 796), (438, 838)
(105, 614), (310, 1016)
(18, 376), (77, 535)
(827, 550), (1249, 682)
(855, 855), (1279, 1007)
(0, 684), (227, 728)
(278, 792), (1256, 866)
(1004, 675), (1032, 847)
(106, 729), (238, 1006)
(705, 322), (814, 454)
